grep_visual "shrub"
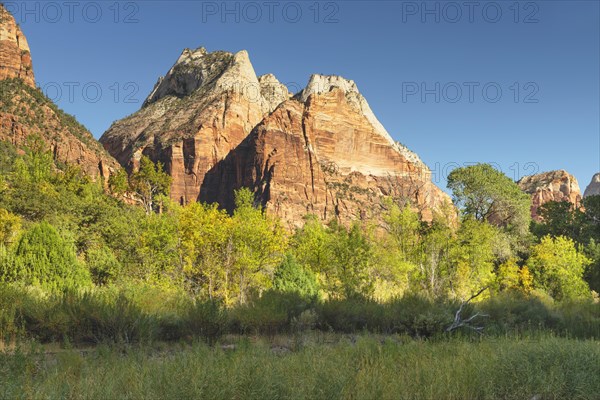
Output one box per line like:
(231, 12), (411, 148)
(183, 299), (226, 344)
(229, 291), (312, 336)
(2, 222), (92, 291)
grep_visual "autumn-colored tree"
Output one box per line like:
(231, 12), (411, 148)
(527, 236), (590, 300)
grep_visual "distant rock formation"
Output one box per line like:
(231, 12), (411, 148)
(0, 3), (119, 181)
(0, 4), (35, 87)
(101, 47), (451, 226)
(583, 173), (600, 198)
(518, 170), (582, 220)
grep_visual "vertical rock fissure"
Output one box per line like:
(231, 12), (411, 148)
(300, 110), (316, 198)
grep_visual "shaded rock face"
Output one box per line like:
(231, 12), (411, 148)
(584, 173), (600, 198)
(102, 47), (450, 226)
(518, 170), (582, 220)
(0, 4), (35, 87)
(0, 5), (118, 181)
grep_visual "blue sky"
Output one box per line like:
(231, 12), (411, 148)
(7, 0), (600, 190)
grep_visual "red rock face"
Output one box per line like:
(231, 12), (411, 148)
(0, 4), (35, 87)
(102, 47), (451, 226)
(100, 48), (281, 204)
(0, 5), (119, 181)
(201, 88), (451, 227)
(518, 170), (582, 221)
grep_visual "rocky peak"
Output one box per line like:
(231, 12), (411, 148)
(296, 75), (394, 145)
(258, 74), (291, 112)
(102, 47), (450, 225)
(584, 173), (600, 198)
(143, 47), (235, 106)
(0, 3), (35, 87)
(296, 74), (429, 176)
(517, 170), (582, 220)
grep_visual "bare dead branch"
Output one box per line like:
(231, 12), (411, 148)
(446, 287), (489, 334)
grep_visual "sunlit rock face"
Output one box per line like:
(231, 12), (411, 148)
(102, 48), (451, 226)
(0, 4), (35, 87)
(518, 170), (582, 220)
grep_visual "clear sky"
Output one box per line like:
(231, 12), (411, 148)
(7, 0), (600, 191)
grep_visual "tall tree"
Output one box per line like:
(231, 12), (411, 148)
(447, 164), (531, 236)
(129, 156), (172, 214)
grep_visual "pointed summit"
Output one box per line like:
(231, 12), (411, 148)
(584, 173), (600, 198)
(0, 3), (35, 87)
(101, 46), (280, 203)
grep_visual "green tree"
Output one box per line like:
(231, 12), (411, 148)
(371, 201), (420, 300)
(292, 215), (331, 275)
(449, 218), (498, 299)
(108, 168), (129, 196)
(1, 221), (91, 291)
(532, 200), (585, 242)
(86, 245), (122, 286)
(272, 253), (319, 299)
(583, 239), (600, 293)
(0, 208), (21, 246)
(415, 214), (455, 298)
(179, 202), (233, 300)
(129, 156), (172, 214)
(231, 188), (287, 304)
(447, 164), (531, 236)
(135, 211), (181, 284)
(581, 195), (600, 242)
(527, 236), (591, 300)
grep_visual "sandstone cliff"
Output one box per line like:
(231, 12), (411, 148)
(583, 173), (600, 198)
(101, 47), (286, 204)
(518, 170), (582, 220)
(0, 5), (34, 87)
(0, 4), (119, 180)
(101, 47), (451, 226)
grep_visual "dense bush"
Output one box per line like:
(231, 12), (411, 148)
(0, 284), (599, 345)
(0, 222), (91, 291)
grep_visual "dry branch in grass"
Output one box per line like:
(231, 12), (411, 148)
(446, 287), (489, 334)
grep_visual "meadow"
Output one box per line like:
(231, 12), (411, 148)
(1, 335), (598, 400)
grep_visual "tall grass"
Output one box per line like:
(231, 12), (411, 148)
(1, 284), (599, 346)
(0, 336), (598, 399)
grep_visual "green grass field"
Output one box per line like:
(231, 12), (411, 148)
(1, 335), (598, 399)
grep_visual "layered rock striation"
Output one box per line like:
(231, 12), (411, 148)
(101, 47), (451, 226)
(0, 5), (35, 87)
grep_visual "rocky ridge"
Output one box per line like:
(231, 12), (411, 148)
(0, 4), (119, 180)
(101, 46), (451, 226)
(517, 170), (582, 220)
